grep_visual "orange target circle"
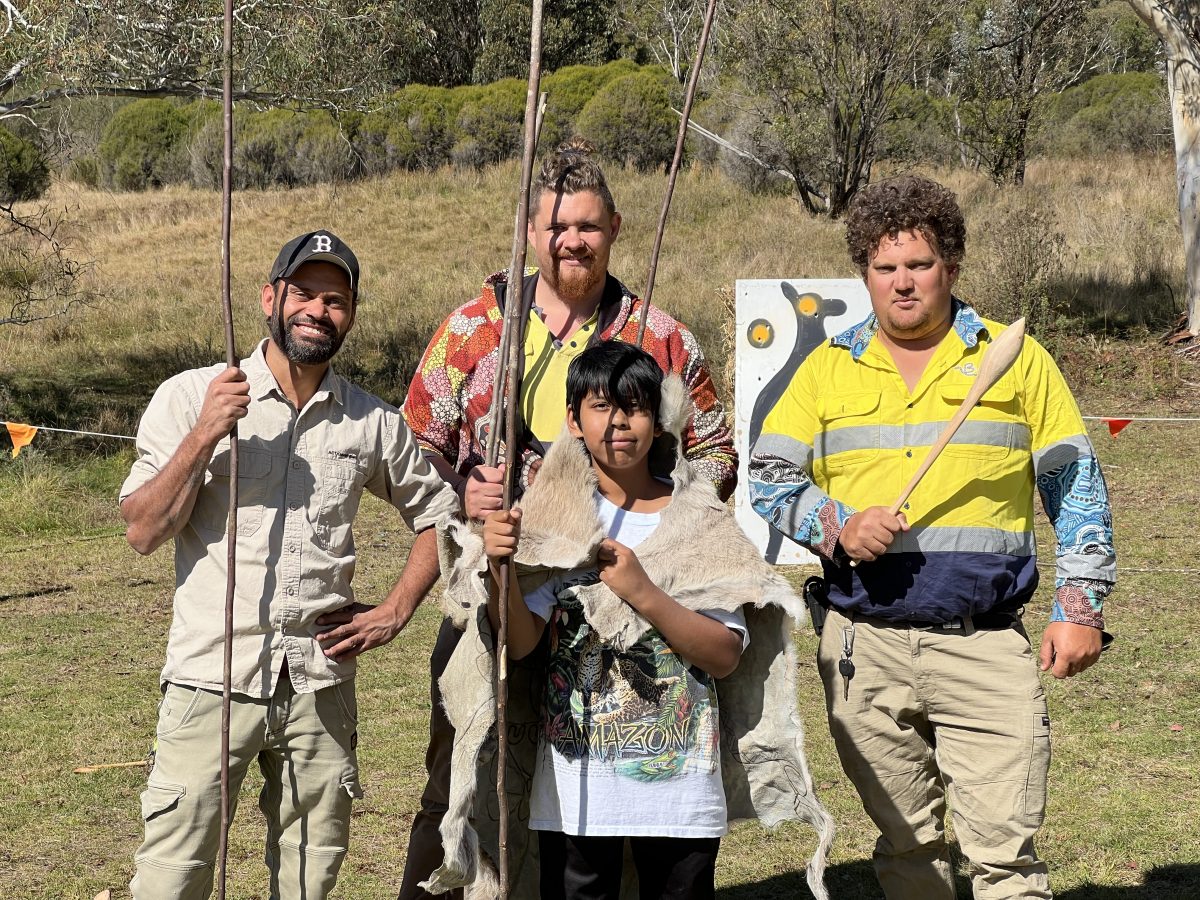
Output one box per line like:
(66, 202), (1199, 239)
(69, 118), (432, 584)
(747, 318), (774, 348)
(796, 293), (821, 316)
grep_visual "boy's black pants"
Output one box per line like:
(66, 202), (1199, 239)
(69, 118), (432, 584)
(538, 831), (719, 900)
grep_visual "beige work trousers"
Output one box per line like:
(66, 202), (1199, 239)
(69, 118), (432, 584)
(817, 607), (1052, 900)
(130, 675), (362, 900)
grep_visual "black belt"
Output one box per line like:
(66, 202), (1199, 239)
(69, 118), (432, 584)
(896, 609), (1020, 634)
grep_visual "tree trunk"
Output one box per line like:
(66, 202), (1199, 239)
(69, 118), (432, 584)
(1127, 0), (1200, 334)
(1166, 49), (1200, 334)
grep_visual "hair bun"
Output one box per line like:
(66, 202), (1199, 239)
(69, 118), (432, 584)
(556, 137), (596, 156)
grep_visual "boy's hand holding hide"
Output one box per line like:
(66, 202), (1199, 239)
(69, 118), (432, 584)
(597, 538), (655, 606)
(483, 508), (522, 565)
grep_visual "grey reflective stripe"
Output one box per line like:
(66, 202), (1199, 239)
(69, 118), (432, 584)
(751, 432), (813, 467)
(1058, 549), (1116, 581)
(891, 526), (1035, 555)
(815, 423), (879, 459)
(1033, 435), (1094, 476)
(816, 420), (1030, 460)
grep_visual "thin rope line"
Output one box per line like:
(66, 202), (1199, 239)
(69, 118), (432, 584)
(1117, 567), (1200, 574)
(0, 531), (127, 554)
(1, 421), (136, 441)
(1083, 416), (1200, 423)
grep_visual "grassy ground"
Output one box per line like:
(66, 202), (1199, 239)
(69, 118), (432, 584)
(1, 156), (1199, 897)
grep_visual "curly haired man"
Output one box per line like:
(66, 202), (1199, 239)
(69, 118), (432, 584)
(749, 175), (1115, 899)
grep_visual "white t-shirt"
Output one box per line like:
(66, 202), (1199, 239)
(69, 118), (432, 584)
(524, 491), (748, 838)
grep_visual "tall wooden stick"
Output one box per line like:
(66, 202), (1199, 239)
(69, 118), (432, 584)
(216, 0), (237, 896)
(635, 0), (720, 348)
(485, 89), (548, 470)
(490, 3), (545, 895)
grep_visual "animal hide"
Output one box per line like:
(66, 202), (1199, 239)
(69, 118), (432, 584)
(422, 376), (834, 900)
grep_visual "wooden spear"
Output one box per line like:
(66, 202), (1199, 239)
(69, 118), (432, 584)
(484, 87), (547, 468)
(849, 318), (1026, 567)
(216, 0), (238, 896)
(483, 2), (546, 894)
(635, 0), (720, 349)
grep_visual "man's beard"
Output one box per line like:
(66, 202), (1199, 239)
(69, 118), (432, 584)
(550, 256), (606, 304)
(268, 303), (344, 365)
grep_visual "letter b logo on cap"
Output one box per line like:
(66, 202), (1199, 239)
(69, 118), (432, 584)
(314, 234), (333, 253)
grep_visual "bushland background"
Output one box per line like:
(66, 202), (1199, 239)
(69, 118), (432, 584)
(1, 1), (1199, 897)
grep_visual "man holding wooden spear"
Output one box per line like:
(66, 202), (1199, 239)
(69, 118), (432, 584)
(749, 175), (1115, 899)
(120, 231), (460, 900)
(398, 139), (737, 900)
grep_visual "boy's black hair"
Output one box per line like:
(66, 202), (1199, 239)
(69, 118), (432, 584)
(567, 341), (663, 423)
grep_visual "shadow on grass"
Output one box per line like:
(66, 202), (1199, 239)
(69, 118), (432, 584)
(1057, 865), (1200, 900)
(0, 315), (434, 453)
(717, 862), (1200, 899)
(717, 860), (881, 900)
(0, 336), (224, 451)
(1053, 271), (1180, 335)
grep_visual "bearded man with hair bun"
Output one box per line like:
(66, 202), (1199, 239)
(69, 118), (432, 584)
(397, 138), (736, 899)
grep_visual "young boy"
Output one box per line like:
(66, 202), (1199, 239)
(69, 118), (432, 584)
(481, 341), (747, 900)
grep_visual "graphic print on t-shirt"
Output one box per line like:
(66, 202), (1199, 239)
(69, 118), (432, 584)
(543, 577), (720, 784)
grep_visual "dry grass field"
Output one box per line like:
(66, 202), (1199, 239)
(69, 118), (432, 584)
(1, 155), (1198, 898)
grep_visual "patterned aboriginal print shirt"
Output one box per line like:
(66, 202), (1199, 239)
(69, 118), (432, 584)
(402, 268), (737, 500)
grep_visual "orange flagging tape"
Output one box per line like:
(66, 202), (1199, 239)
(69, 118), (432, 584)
(5, 423), (37, 458)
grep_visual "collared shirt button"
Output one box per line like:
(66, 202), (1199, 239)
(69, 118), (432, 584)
(291, 460), (302, 470)
(906, 450), (913, 458)
(287, 543), (297, 553)
(286, 586), (296, 597)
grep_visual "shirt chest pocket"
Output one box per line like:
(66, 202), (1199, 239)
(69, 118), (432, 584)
(197, 448), (274, 538)
(939, 382), (1018, 461)
(817, 390), (881, 470)
(315, 457), (368, 547)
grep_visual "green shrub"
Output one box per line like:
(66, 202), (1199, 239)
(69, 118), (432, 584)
(686, 93), (735, 167)
(97, 99), (190, 191)
(356, 85), (464, 174)
(541, 60), (640, 148)
(0, 128), (51, 202)
(64, 156), (100, 189)
(189, 107), (354, 189)
(576, 71), (676, 171)
(1036, 72), (1170, 156)
(719, 111), (795, 196)
(968, 194), (1066, 343)
(451, 79), (525, 169)
(879, 85), (959, 164)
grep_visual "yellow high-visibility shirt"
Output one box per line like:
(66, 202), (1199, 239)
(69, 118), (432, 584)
(520, 309), (599, 442)
(749, 301), (1113, 625)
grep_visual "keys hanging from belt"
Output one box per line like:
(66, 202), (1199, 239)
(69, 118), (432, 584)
(839, 622), (856, 701)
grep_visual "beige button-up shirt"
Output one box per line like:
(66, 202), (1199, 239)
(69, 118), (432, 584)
(121, 340), (460, 698)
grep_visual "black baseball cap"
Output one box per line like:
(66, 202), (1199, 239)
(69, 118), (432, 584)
(269, 230), (360, 294)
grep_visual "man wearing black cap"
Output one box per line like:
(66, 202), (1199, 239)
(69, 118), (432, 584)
(120, 231), (460, 899)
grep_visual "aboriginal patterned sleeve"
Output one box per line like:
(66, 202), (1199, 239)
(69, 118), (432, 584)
(402, 297), (502, 473)
(671, 324), (738, 501)
(747, 354), (855, 561)
(1022, 338), (1115, 629)
(403, 312), (463, 465)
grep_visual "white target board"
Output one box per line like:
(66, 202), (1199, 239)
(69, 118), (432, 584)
(734, 279), (872, 564)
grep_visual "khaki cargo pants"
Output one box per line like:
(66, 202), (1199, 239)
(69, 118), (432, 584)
(130, 675), (362, 900)
(817, 607), (1052, 900)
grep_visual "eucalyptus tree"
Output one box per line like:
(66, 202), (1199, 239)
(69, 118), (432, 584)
(723, 0), (952, 217)
(1126, 0), (1200, 334)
